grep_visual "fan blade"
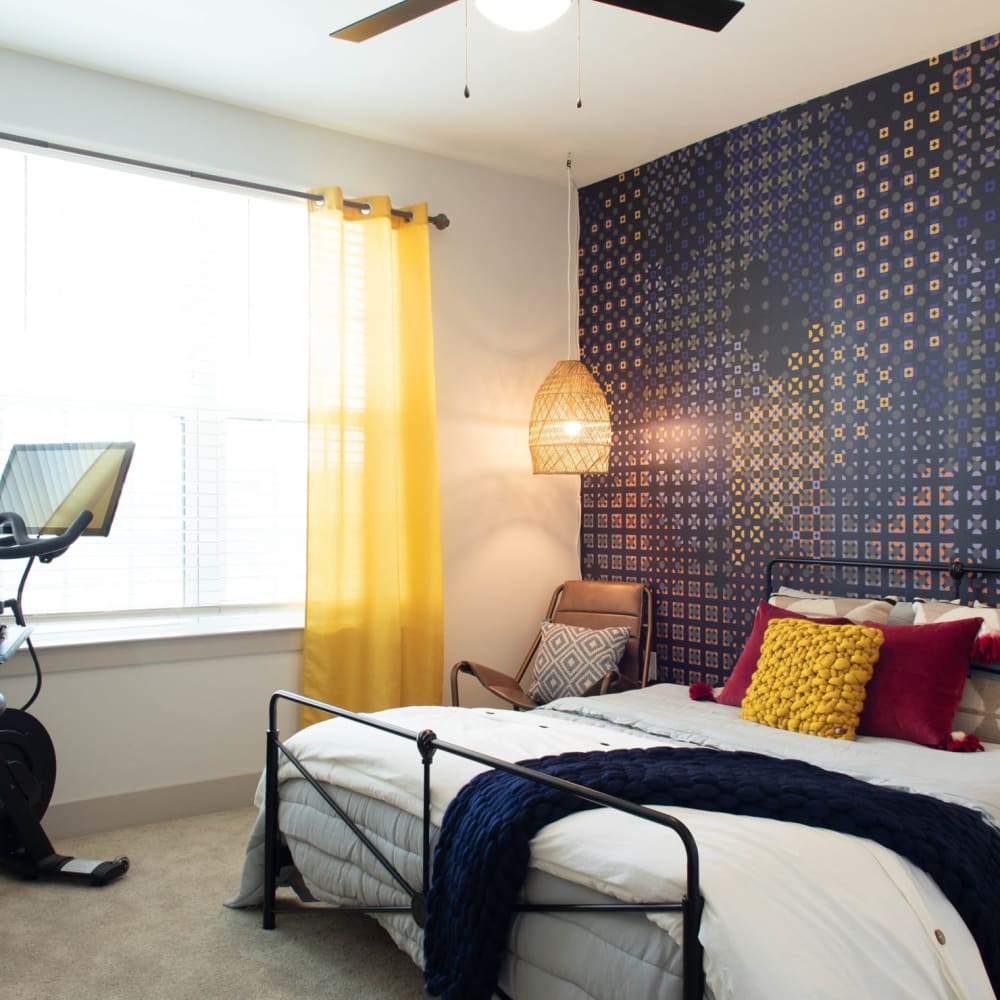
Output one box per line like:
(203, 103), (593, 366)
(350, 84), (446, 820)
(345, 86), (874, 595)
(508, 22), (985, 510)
(595, 0), (744, 32)
(331, 0), (458, 42)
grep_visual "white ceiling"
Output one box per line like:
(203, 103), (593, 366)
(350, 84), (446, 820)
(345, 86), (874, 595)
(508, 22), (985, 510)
(0, 0), (997, 186)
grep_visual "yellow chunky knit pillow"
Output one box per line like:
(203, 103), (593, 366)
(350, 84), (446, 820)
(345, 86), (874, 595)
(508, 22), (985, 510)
(741, 618), (884, 740)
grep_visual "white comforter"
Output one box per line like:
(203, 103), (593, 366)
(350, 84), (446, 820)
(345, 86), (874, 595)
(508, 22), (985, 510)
(233, 685), (1000, 1000)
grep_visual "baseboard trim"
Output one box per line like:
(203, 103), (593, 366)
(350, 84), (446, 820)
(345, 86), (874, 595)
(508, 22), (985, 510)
(44, 773), (260, 840)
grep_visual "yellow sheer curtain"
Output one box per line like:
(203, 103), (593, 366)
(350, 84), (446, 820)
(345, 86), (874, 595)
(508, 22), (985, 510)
(301, 189), (443, 725)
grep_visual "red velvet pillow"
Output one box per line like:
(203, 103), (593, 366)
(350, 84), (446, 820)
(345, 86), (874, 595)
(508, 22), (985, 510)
(857, 617), (982, 745)
(718, 600), (851, 707)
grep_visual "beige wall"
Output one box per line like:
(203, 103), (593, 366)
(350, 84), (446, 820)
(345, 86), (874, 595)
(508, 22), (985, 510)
(0, 48), (581, 833)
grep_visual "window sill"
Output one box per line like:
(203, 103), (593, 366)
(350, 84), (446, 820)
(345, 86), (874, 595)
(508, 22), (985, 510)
(2, 607), (304, 677)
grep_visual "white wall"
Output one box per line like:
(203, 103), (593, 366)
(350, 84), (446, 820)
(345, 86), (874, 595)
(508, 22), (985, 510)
(0, 48), (581, 834)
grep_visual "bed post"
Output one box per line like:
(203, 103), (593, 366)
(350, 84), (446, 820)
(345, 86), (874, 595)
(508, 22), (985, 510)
(949, 558), (966, 600)
(262, 693), (281, 930)
(414, 728), (437, 927)
(682, 892), (705, 1000)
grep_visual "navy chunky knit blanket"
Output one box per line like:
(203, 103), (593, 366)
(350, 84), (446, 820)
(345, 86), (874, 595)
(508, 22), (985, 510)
(423, 746), (1000, 1000)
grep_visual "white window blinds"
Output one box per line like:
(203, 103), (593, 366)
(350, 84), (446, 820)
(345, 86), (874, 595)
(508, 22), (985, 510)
(0, 146), (309, 618)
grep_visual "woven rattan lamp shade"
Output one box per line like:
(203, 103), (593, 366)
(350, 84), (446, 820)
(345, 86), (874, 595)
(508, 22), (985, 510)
(528, 360), (611, 474)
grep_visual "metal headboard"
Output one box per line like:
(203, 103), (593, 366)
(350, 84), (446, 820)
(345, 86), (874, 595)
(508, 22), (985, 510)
(765, 556), (1000, 605)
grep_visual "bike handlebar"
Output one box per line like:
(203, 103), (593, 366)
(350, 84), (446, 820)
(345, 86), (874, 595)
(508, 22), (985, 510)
(0, 510), (94, 562)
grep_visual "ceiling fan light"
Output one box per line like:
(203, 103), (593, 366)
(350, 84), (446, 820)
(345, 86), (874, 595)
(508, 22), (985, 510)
(475, 0), (571, 32)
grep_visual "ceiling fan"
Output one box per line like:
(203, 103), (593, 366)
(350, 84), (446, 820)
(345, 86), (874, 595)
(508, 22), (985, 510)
(331, 0), (744, 43)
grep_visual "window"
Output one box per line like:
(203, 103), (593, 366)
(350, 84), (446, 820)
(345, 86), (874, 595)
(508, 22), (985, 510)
(0, 146), (309, 622)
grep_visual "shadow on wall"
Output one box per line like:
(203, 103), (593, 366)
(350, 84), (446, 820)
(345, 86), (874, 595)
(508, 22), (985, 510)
(440, 467), (580, 566)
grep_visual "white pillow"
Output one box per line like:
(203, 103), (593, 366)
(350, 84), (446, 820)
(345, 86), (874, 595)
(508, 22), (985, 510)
(886, 600), (917, 625)
(526, 621), (631, 704)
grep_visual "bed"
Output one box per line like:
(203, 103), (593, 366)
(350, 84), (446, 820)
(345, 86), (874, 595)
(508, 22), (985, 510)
(228, 557), (1000, 1000)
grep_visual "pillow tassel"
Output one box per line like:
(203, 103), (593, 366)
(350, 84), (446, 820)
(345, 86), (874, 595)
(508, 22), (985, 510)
(972, 632), (1000, 664)
(935, 731), (985, 753)
(688, 682), (717, 702)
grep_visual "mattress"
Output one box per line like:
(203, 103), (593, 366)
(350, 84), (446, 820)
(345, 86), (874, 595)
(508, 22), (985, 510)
(228, 685), (1000, 999)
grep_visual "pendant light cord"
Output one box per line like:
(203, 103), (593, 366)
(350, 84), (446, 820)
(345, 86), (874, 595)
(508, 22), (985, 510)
(567, 154), (576, 360)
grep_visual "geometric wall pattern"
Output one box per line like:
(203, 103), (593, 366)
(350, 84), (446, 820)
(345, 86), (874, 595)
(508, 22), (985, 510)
(578, 32), (1000, 686)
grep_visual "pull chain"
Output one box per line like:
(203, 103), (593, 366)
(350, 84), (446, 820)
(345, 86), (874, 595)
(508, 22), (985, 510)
(464, 0), (471, 98)
(576, 0), (583, 109)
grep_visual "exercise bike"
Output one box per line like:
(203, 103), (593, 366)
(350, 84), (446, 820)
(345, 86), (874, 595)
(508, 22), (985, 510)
(0, 508), (129, 886)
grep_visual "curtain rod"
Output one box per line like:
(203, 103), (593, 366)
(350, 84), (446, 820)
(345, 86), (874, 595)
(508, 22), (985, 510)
(0, 130), (450, 231)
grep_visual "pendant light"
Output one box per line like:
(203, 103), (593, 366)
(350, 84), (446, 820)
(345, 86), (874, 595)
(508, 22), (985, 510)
(475, 0), (570, 32)
(528, 157), (611, 475)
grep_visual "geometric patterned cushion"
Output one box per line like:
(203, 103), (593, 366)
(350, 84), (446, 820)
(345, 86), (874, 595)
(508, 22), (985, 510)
(525, 621), (631, 704)
(914, 599), (1000, 633)
(768, 594), (894, 625)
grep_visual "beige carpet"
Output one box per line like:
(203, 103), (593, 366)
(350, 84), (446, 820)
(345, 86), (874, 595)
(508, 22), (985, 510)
(2, 807), (426, 1000)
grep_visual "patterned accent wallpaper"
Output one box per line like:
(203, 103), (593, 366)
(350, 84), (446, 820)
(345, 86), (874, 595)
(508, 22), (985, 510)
(578, 32), (1000, 686)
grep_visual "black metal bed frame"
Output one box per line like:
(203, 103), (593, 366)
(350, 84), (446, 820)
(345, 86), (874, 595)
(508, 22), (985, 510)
(766, 555), (1000, 603)
(259, 555), (1000, 1000)
(262, 690), (705, 1000)
(766, 555), (1000, 671)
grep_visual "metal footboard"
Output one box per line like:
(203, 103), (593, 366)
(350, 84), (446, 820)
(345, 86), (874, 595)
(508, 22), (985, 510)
(261, 689), (705, 1000)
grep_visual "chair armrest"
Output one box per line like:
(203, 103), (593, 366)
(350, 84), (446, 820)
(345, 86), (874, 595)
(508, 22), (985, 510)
(613, 672), (640, 692)
(582, 668), (621, 698)
(451, 660), (538, 711)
